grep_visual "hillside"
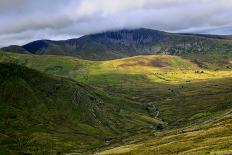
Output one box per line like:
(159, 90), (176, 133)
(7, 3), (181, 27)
(97, 109), (232, 155)
(2, 28), (232, 60)
(0, 51), (232, 154)
(2, 0), (232, 154)
(1, 51), (232, 127)
(0, 49), (232, 154)
(0, 63), (161, 155)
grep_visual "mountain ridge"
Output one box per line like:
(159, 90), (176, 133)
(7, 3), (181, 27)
(2, 28), (232, 60)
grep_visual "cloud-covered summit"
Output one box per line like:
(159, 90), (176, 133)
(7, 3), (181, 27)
(1, 0), (232, 47)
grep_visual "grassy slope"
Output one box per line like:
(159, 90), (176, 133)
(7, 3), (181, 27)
(0, 63), (160, 155)
(0, 51), (232, 154)
(1, 52), (232, 125)
(96, 109), (232, 155)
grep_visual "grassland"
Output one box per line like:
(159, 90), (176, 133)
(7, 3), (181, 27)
(0, 51), (232, 154)
(96, 109), (232, 155)
(0, 63), (161, 155)
(1, 51), (232, 125)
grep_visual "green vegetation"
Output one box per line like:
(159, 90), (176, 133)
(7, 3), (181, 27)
(1, 52), (232, 126)
(0, 63), (161, 154)
(96, 109), (232, 155)
(189, 112), (212, 121)
(0, 50), (232, 154)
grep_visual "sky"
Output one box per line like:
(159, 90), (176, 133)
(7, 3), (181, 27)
(0, 0), (232, 47)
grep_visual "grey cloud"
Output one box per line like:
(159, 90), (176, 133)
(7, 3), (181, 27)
(0, 0), (232, 47)
(0, 0), (29, 9)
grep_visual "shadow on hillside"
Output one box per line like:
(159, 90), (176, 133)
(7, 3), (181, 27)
(181, 53), (232, 71)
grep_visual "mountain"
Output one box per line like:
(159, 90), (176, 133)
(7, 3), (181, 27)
(1, 28), (232, 154)
(0, 62), (161, 155)
(2, 28), (232, 60)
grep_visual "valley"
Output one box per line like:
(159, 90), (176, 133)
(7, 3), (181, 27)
(1, 0), (232, 153)
(0, 48), (232, 154)
(0, 28), (232, 155)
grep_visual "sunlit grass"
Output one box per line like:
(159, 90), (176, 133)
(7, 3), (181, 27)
(96, 111), (232, 155)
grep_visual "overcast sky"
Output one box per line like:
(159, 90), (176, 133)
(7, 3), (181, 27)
(0, 0), (232, 47)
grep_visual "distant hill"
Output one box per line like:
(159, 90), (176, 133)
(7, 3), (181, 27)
(2, 28), (232, 60)
(1, 45), (30, 54)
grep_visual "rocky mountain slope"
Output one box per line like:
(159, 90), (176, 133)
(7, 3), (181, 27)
(2, 28), (232, 60)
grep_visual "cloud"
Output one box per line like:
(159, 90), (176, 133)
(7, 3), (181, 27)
(0, 0), (29, 9)
(0, 0), (232, 47)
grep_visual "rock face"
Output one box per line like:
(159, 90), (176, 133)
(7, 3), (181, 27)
(89, 29), (165, 45)
(2, 28), (232, 60)
(23, 40), (49, 54)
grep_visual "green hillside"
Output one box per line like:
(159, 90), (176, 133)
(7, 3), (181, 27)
(1, 51), (232, 126)
(0, 51), (232, 154)
(0, 63), (161, 155)
(96, 109), (232, 155)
